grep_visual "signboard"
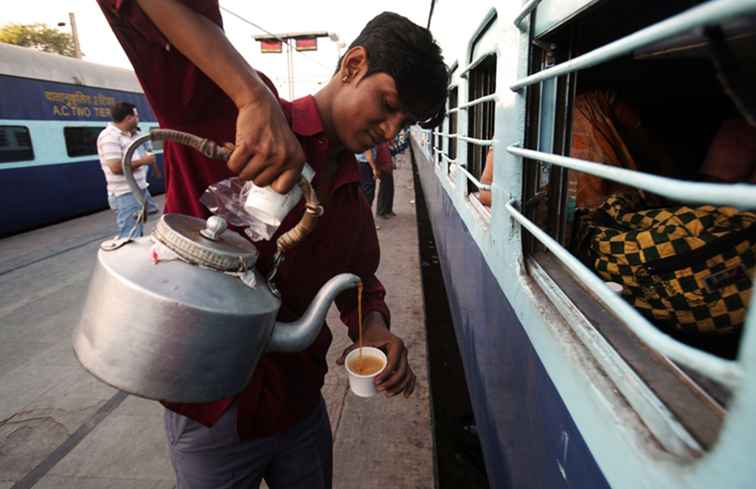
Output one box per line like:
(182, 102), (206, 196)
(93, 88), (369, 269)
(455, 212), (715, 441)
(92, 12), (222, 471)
(295, 38), (318, 52)
(0, 76), (156, 122)
(260, 39), (283, 53)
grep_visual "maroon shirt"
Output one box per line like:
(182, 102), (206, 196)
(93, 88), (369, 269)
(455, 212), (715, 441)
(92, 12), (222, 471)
(98, 0), (390, 439)
(376, 143), (394, 175)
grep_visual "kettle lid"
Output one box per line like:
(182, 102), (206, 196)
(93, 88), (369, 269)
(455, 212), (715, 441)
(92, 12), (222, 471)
(153, 214), (258, 272)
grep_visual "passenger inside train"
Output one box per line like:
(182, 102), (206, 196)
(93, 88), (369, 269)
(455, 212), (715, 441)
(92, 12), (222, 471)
(457, 2), (756, 363)
(698, 118), (756, 184)
(525, 3), (756, 359)
(478, 147), (493, 207)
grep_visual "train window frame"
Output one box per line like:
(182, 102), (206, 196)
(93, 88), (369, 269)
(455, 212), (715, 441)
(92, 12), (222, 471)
(516, 1), (747, 454)
(462, 10), (497, 222)
(447, 84), (459, 182)
(64, 126), (106, 158)
(0, 125), (35, 164)
(465, 54), (496, 195)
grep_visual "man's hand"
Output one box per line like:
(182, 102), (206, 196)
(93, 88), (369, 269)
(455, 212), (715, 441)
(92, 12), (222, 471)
(337, 312), (416, 398)
(227, 95), (305, 194)
(148, 154), (162, 178)
(134, 0), (305, 194)
(105, 153), (157, 175)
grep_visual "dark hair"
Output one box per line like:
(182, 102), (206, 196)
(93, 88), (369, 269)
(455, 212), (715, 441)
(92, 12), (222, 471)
(343, 12), (448, 129)
(112, 102), (137, 123)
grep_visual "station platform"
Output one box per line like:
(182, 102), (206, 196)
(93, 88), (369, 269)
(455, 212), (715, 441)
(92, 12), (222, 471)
(0, 159), (433, 489)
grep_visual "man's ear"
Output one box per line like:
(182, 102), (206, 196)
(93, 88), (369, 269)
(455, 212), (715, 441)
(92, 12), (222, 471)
(339, 46), (368, 83)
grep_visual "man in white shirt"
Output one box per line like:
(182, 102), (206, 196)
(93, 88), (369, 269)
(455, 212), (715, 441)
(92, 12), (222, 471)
(97, 102), (158, 238)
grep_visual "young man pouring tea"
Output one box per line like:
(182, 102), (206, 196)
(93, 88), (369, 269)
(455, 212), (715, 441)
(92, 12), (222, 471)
(96, 1), (447, 488)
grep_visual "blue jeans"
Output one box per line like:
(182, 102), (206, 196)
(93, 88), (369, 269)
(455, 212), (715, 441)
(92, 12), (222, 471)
(108, 189), (156, 239)
(164, 399), (332, 489)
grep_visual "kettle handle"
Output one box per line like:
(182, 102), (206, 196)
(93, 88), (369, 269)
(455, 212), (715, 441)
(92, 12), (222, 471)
(122, 129), (322, 257)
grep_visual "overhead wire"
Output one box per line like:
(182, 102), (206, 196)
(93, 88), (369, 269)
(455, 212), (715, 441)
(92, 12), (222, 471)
(219, 5), (289, 44)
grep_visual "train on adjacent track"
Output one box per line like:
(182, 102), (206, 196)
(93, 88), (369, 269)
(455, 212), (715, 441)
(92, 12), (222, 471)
(0, 43), (163, 238)
(415, 0), (756, 488)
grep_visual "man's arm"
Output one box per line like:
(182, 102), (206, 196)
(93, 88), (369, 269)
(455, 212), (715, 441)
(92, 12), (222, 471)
(98, 131), (156, 175)
(147, 151), (162, 178)
(134, 0), (304, 192)
(479, 147), (493, 206)
(365, 149), (380, 179)
(104, 154), (156, 175)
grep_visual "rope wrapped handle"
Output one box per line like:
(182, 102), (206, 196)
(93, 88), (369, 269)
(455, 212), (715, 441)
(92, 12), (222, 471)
(148, 128), (322, 256)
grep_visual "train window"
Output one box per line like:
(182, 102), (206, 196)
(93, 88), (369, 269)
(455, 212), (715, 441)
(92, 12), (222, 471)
(519, 0), (756, 451)
(0, 126), (34, 163)
(64, 126), (106, 157)
(447, 86), (458, 177)
(466, 54), (496, 195)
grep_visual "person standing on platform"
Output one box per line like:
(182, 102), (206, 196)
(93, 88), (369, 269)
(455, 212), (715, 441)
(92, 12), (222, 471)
(96, 101), (159, 238)
(96, 2), (448, 488)
(375, 142), (396, 218)
(390, 128), (410, 169)
(356, 146), (379, 211)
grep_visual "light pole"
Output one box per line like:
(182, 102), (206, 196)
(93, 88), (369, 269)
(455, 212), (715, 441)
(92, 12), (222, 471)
(286, 39), (295, 100)
(57, 12), (82, 59)
(254, 31), (335, 100)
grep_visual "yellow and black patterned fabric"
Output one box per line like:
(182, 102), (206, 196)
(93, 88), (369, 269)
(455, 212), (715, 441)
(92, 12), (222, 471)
(576, 192), (756, 335)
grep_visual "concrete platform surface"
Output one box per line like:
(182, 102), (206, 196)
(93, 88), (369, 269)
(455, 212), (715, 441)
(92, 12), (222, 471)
(0, 159), (432, 489)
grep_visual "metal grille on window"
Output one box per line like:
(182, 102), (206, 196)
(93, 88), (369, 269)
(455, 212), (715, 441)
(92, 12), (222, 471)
(466, 55), (496, 194)
(448, 87), (458, 175)
(509, 0), (756, 395)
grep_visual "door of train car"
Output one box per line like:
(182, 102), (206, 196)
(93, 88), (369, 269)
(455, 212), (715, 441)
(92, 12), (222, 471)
(418, 0), (756, 488)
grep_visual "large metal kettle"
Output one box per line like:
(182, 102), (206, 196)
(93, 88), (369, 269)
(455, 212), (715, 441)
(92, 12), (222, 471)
(73, 129), (360, 403)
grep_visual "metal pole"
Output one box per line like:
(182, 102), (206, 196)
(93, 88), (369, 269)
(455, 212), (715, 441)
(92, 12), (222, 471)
(69, 12), (82, 59)
(286, 40), (295, 99)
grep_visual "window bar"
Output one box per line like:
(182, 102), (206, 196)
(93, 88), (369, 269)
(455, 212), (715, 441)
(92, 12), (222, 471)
(507, 145), (756, 208)
(433, 146), (443, 167)
(440, 153), (458, 166)
(510, 0), (756, 91)
(504, 199), (743, 388)
(459, 135), (495, 146)
(460, 49), (498, 78)
(449, 87), (459, 166)
(451, 163), (492, 190)
(514, 0), (542, 31)
(457, 93), (499, 111)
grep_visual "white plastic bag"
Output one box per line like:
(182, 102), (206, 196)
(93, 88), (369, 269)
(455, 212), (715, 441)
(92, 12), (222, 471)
(200, 164), (314, 241)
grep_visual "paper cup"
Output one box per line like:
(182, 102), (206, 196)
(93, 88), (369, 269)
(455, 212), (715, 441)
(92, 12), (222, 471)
(345, 347), (387, 398)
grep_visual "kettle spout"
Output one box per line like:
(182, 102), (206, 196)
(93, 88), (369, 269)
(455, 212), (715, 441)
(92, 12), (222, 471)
(266, 273), (361, 353)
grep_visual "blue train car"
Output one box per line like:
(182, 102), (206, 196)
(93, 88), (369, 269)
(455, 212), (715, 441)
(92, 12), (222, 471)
(416, 0), (756, 488)
(0, 43), (163, 237)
